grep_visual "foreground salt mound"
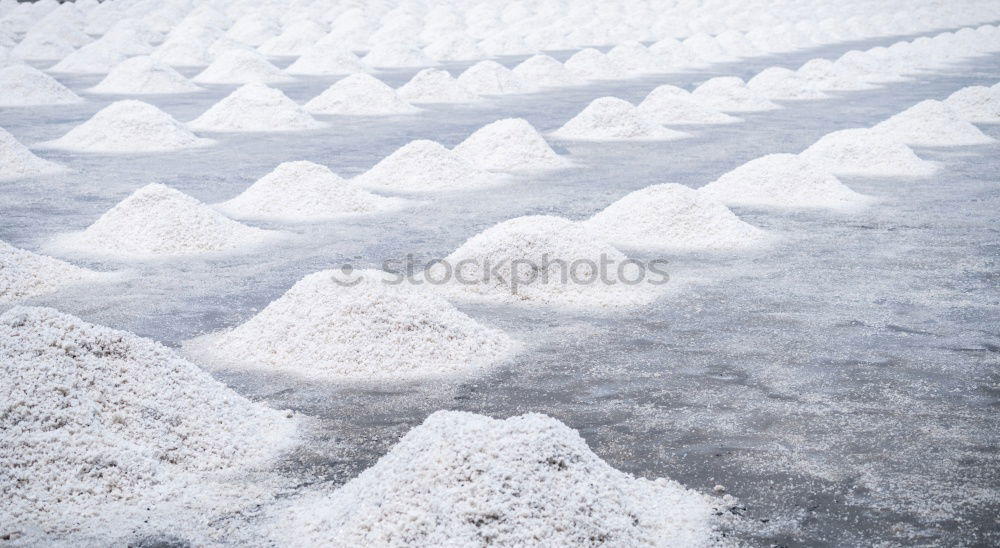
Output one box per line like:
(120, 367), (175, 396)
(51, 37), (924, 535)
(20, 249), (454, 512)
(637, 85), (740, 125)
(455, 60), (534, 95)
(584, 184), (766, 251)
(192, 49), (291, 84)
(90, 55), (202, 94)
(55, 184), (278, 258)
(0, 241), (93, 303)
(511, 54), (585, 87)
(453, 118), (567, 172)
(564, 48), (629, 80)
(0, 64), (82, 106)
(747, 67), (828, 100)
(304, 74), (419, 115)
(354, 140), (499, 192)
(0, 126), (64, 180)
(0, 306), (299, 536)
(191, 270), (514, 381)
(285, 43), (366, 76)
(871, 100), (995, 146)
(188, 84), (323, 132)
(216, 161), (408, 221)
(40, 100), (212, 153)
(700, 154), (872, 210)
(272, 410), (719, 547)
(397, 68), (478, 103)
(943, 85), (1000, 123)
(552, 97), (688, 141)
(692, 77), (780, 112)
(800, 128), (939, 177)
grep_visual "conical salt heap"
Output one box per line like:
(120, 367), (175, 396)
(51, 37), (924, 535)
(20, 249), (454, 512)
(304, 74), (420, 115)
(188, 84), (324, 132)
(40, 100), (212, 153)
(455, 60), (535, 95)
(691, 77), (780, 112)
(552, 97), (688, 140)
(0, 64), (82, 106)
(397, 68), (479, 103)
(192, 49), (292, 84)
(637, 85), (740, 125)
(799, 128), (939, 177)
(453, 118), (567, 172)
(285, 43), (367, 75)
(0, 126), (65, 180)
(90, 55), (202, 94)
(943, 85), (1000, 123)
(353, 140), (500, 192)
(871, 100), (994, 146)
(0, 240), (93, 303)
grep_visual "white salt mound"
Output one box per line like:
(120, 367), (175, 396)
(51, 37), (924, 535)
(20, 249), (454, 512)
(271, 410), (720, 547)
(396, 68), (478, 104)
(190, 270), (515, 381)
(871, 100), (995, 146)
(0, 306), (299, 538)
(47, 39), (126, 74)
(584, 184), (766, 251)
(10, 33), (74, 60)
(797, 58), (875, 91)
(637, 85), (740, 125)
(354, 140), (500, 192)
(362, 42), (432, 68)
(90, 55), (202, 94)
(511, 54), (585, 87)
(692, 77), (780, 112)
(0, 126), (64, 180)
(0, 241), (93, 303)
(551, 97), (688, 141)
(285, 43), (366, 76)
(215, 161), (408, 221)
(943, 85), (1000, 123)
(453, 118), (567, 172)
(455, 60), (534, 95)
(303, 73), (420, 115)
(700, 153), (872, 210)
(746, 67), (828, 100)
(55, 183), (278, 258)
(564, 48), (629, 80)
(800, 128), (939, 177)
(188, 83), (324, 132)
(192, 49), (291, 84)
(40, 100), (212, 153)
(0, 64), (82, 106)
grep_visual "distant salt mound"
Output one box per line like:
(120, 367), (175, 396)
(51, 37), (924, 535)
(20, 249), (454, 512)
(11, 33), (74, 60)
(797, 58), (876, 91)
(453, 118), (567, 172)
(511, 54), (585, 87)
(747, 67), (828, 100)
(551, 97), (688, 141)
(834, 50), (908, 83)
(800, 128), (940, 177)
(691, 77), (780, 112)
(215, 161), (408, 221)
(48, 39), (126, 73)
(397, 68), (478, 103)
(606, 41), (665, 74)
(225, 12), (279, 46)
(944, 85), (1000, 123)
(192, 49), (291, 84)
(871, 100), (994, 146)
(55, 183), (278, 258)
(564, 48), (629, 80)
(0, 126), (64, 180)
(354, 140), (500, 192)
(40, 100), (212, 153)
(151, 36), (215, 67)
(422, 33), (484, 61)
(188, 84), (324, 132)
(257, 20), (326, 57)
(362, 42), (432, 68)
(97, 27), (153, 56)
(0, 306), (299, 536)
(272, 410), (719, 547)
(637, 85), (740, 125)
(90, 55), (202, 94)
(189, 270), (514, 381)
(304, 73), (420, 115)
(456, 60), (534, 95)
(285, 43), (366, 75)
(0, 241), (93, 303)
(584, 184), (766, 251)
(700, 153), (872, 210)
(0, 64), (81, 106)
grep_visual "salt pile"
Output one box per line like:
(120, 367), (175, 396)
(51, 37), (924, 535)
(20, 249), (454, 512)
(396, 68), (479, 103)
(97, 26), (153, 56)
(0, 126), (64, 181)
(834, 50), (908, 83)
(422, 33), (484, 61)
(304, 74), (420, 115)
(799, 128), (940, 177)
(10, 33), (74, 60)
(47, 39), (127, 74)
(606, 41), (665, 74)
(551, 97), (688, 141)
(225, 12), (279, 46)
(796, 58), (875, 91)
(362, 42), (432, 68)
(564, 48), (629, 80)
(215, 161), (408, 221)
(257, 20), (326, 57)
(0, 64), (81, 106)
(699, 153), (872, 210)
(151, 36), (215, 67)
(89, 55), (202, 94)
(353, 140), (500, 192)
(40, 100), (212, 153)
(453, 118), (567, 172)
(511, 54), (585, 87)
(192, 49), (291, 84)
(189, 270), (514, 381)
(188, 84), (324, 132)
(746, 67), (828, 100)
(285, 43), (366, 75)
(0, 306), (299, 538)
(0, 241), (93, 303)
(271, 410), (719, 547)
(691, 77), (780, 112)
(54, 184), (278, 258)
(871, 100), (995, 146)
(455, 60), (534, 95)
(943, 85), (1000, 123)
(637, 85), (740, 125)
(583, 184), (766, 251)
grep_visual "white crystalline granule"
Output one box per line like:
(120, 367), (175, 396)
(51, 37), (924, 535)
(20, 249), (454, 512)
(192, 49), (292, 84)
(796, 58), (877, 91)
(0, 126), (64, 180)
(362, 41), (433, 68)
(564, 48), (630, 80)
(303, 73), (420, 115)
(270, 410), (722, 548)
(89, 55), (202, 94)
(215, 161), (409, 221)
(746, 67), (828, 100)
(799, 128), (940, 177)
(511, 54), (585, 88)
(583, 183), (767, 251)
(188, 270), (516, 381)
(188, 83), (324, 132)
(455, 60), (535, 95)
(551, 97), (689, 141)
(453, 118), (567, 172)
(699, 153), (873, 210)
(354, 139), (501, 192)
(637, 85), (740, 125)
(871, 100), (995, 146)
(943, 85), (1000, 123)
(397, 68), (479, 103)
(691, 76), (780, 112)
(48, 37), (127, 74)
(54, 183), (279, 258)
(0, 241), (95, 303)
(40, 100), (212, 153)
(0, 306), (299, 539)
(285, 43), (367, 75)
(257, 20), (326, 57)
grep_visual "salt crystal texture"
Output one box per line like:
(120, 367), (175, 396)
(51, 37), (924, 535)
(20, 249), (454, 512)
(188, 83), (324, 132)
(215, 161), (409, 221)
(151, 36), (215, 67)
(188, 270), (515, 381)
(10, 33), (74, 60)
(700, 153), (872, 210)
(422, 34), (483, 61)
(692, 77), (780, 112)
(456, 60), (534, 95)
(871, 100), (995, 146)
(304, 73), (420, 115)
(225, 13), (279, 46)
(637, 85), (740, 125)
(0, 64), (82, 106)
(564, 48), (629, 80)
(40, 100), (212, 153)
(552, 97), (688, 141)
(453, 118), (567, 172)
(54, 183), (279, 258)
(746, 67), (828, 100)
(799, 128), (940, 177)
(192, 49), (291, 84)
(584, 184), (766, 251)
(285, 43), (366, 75)
(270, 410), (720, 547)
(362, 42), (432, 68)
(257, 20), (326, 56)
(354, 139), (501, 192)
(48, 38), (127, 74)
(397, 68), (479, 103)
(89, 55), (202, 94)
(0, 241), (94, 303)
(511, 54), (585, 87)
(943, 85), (1000, 123)
(0, 126), (64, 181)
(796, 58), (876, 91)
(606, 41), (665, 74)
